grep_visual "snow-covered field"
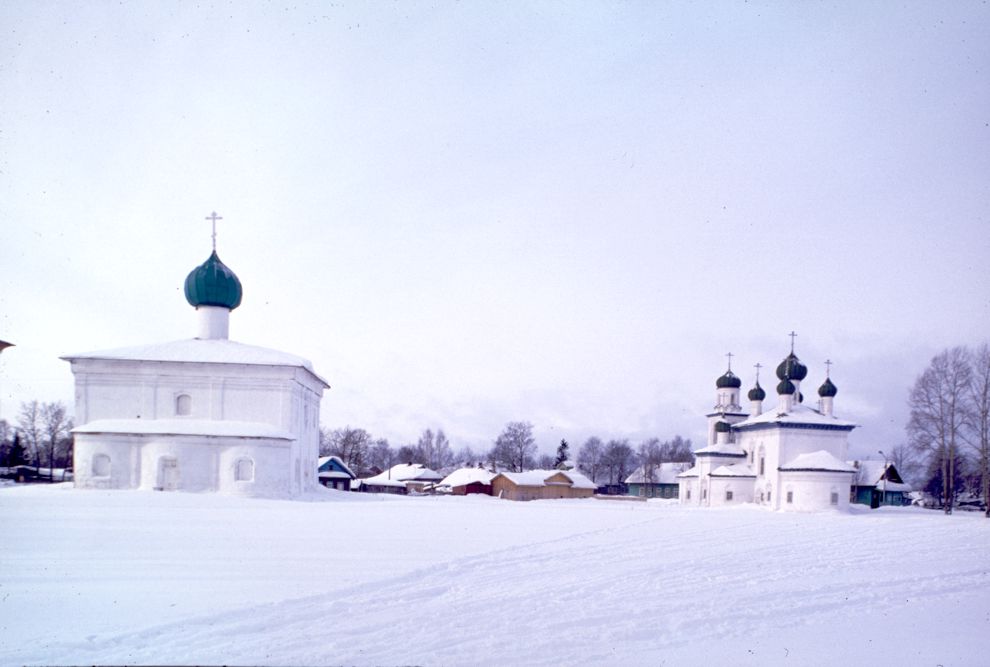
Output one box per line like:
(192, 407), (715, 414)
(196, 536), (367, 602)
(1, 485), (987, 666)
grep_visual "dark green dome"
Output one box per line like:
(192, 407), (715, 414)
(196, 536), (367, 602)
(777, 378), (796, 395)
(748, 383), (766, 401)
(184, 251), (243, 310)
(716, 370), (742, 389)
(775, 352), (808, 381)
(714, 420), (732, 433)
(818, 377), (838, 397)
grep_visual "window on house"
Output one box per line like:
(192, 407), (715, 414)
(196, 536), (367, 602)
(702, 488), (707, 499)
(92, 454), (111, 477)
(759, 457), (765, 475)
(786, 490), (794, 504)
(726, 490), (733, 501)
(767, 491), (771, 503)
(830, 491), (839, 505)
(639, 487), (645, 497)
(686, 489), (691, 499)
(176, 394), (192, 416)
(235, 458), (254, 482)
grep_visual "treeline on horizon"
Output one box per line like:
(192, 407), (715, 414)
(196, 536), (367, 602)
(319, 422), (694, 485)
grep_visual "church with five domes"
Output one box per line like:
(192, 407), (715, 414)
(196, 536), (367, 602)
(63, 219), (328, 498)
(678, 341), (858, 511)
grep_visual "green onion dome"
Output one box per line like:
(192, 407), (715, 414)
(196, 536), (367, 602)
(775, 352), (808, 381)
(716, 370), (742, 388)
(714, 420), (732, 433)
(818, 377), (838, 397)
(184, 251), (243, 310)
(777, 378), (796, 395)
(748, 382), (766, 401)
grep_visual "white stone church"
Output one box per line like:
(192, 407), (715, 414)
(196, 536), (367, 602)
(678, 344), (858, 511)
(63, 223), (328, 497)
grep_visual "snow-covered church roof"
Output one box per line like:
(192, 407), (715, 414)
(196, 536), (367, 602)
(734, 401), (856, 431)
(710, 463), (756, 478)
(779, 450), (857, 473)
(62, 338), (328, 386)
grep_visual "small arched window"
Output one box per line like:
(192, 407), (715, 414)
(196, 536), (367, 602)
(176, 394), (192, 416)
(235, 458), (254, 482)
(92, 454), (111, 477)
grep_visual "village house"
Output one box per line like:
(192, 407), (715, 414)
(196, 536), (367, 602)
(849, 460), (912, 507)
(625, 462), (692, 499)
(317, 455), (356, 491)
(490, 469), (596, 501)
(355, 463), (443, 494)
(437, 467), (495, 495)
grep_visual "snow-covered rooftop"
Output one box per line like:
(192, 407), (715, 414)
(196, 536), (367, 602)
(711, 463), (757, 478)
(73, 418), (294, 440)
(624, 462), (691, 484)
(363, 464), (443, 485)
(849, 460), (911, 491)
(779, 450), (857, 473)
(495, 469), (596, 490)
(677, 465), (700, 478)
(734, 401), (857, 431)
(694, 442), (746, 456)
(439, 467), (496, 488)
(317, 456), (356, 479)
(62, 338), (328, 386)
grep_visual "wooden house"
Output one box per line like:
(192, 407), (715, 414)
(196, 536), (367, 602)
(438, 467), (495, 495)
(849, 460), (912, 507)
(625, 462), (692, 499)
(317, 455), (356, 491)
(491, 469), (596, 501)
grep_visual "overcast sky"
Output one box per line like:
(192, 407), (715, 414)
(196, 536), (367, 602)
(2, 1), (988, 459)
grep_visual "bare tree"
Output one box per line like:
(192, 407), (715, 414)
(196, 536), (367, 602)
(367, 438), (394, 473)
(416, 429), (454, 471)
(578, 436), (604, 482)
(396, 444), (420, 465)
(603, 439), (635, 485)
(454, 445), (476, 467)
(17, 400), (42, 467)
(908, 347), (972, 513)
(322, 426), (372, 472)
(638, 437), (663, 489)
(41, 402), (72, 481)
(964, 343), (990, 517)
(493, 421), (536, 472)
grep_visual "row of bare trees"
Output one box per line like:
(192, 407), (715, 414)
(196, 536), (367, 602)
(319, 426), (460, 475)
(0, 401), (74, 479)
(907, 344), (990, 516)
(577, 435), (694, 484)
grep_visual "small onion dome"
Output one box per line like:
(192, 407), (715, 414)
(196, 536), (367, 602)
(818, 377), (838, 397)
(716, 370), (742, 388)
(748, 382), (766, 401)
(714, 420), (732, 433)
(184, 251), (243, 310)
(775, 352), (808, 381)
(777, 378), (796, 395)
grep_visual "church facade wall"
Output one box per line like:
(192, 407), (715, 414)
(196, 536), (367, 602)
(778, 470), (854, 512)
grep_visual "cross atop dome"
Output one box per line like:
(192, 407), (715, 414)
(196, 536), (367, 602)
(205, 211), (223, 251)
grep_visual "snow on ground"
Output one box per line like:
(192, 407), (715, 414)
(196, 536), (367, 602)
(1, 485), (988, 666)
